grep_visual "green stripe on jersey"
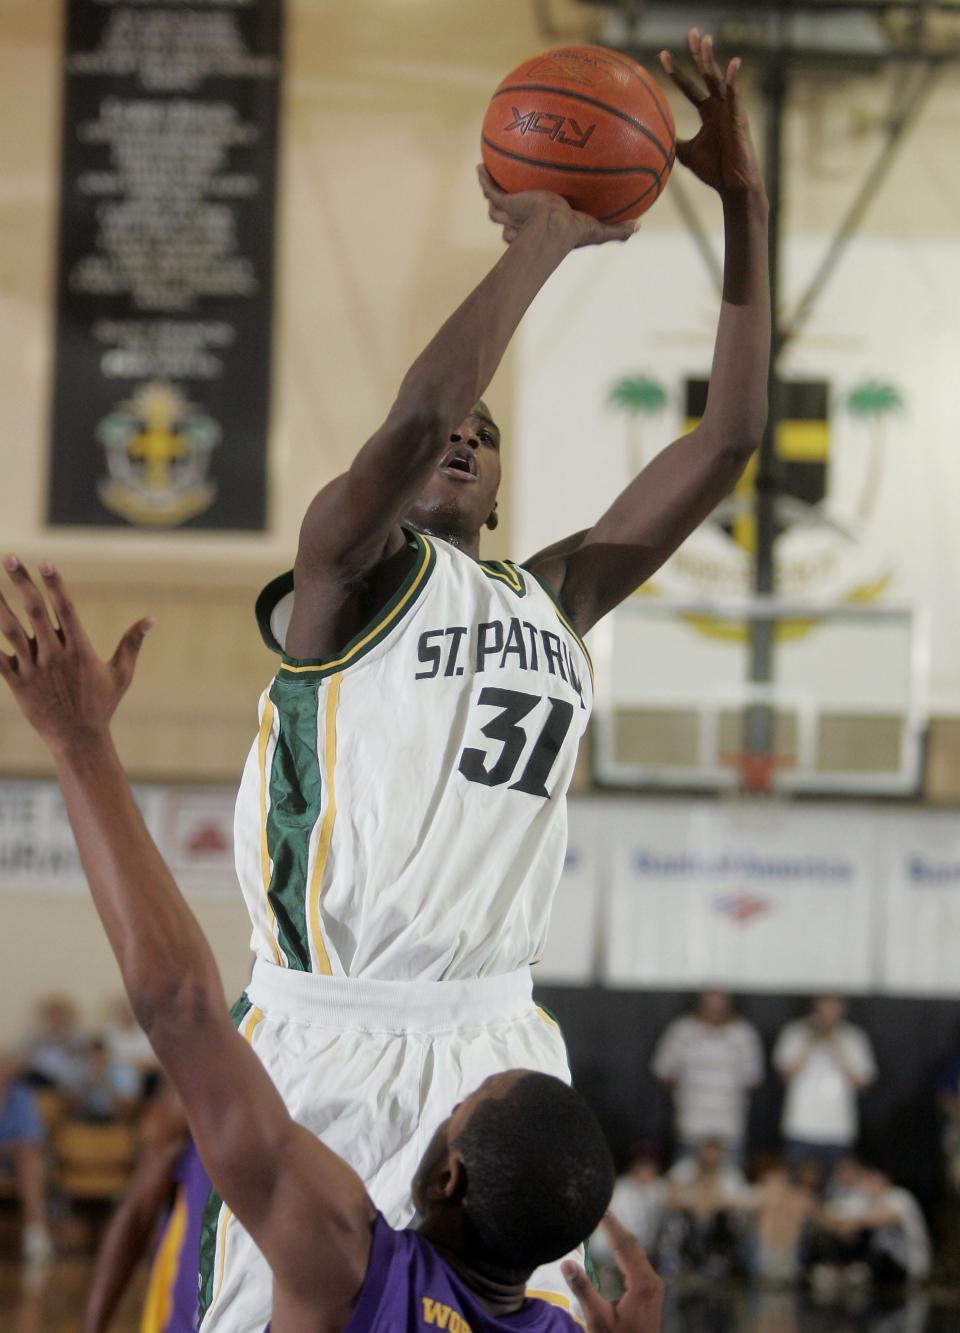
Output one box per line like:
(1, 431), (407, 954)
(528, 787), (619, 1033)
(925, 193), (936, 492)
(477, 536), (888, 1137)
(197, 992), (253, 1323)
(263, 677), (324, 971)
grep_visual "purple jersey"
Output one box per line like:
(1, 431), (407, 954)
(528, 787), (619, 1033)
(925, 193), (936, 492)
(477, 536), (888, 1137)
(142, 1139), (210, 1333)
(346, 1214), (579, 1331)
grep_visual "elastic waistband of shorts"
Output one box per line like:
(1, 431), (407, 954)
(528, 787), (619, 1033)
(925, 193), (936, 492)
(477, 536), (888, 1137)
(245, 958), (536, 1034)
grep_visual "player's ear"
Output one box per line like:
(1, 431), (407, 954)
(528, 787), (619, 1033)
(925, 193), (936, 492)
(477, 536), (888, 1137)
(443, 1151), (468, 1204)
(422, 1150), (467, 1205)
(485, 503), (499, 532)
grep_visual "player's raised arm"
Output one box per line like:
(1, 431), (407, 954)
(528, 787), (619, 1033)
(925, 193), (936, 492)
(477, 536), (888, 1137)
(286, 182), (635, 658)
(0, 559), (374, 1320)
(526, 29), (771, 636)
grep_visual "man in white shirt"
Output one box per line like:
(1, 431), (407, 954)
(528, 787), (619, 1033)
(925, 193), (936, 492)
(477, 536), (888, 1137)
(773, 996), (876, 1180)
(814, 1166), (931, 1286)
(591, 1147), (667, 1276)
(651, 990), (764, 1163)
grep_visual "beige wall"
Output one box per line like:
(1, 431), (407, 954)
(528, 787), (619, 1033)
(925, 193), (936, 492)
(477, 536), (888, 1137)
(2, 1), (960, 1040)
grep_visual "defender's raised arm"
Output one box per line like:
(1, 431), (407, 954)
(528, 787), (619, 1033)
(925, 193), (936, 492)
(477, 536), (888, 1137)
(0, 559), (374, 1323)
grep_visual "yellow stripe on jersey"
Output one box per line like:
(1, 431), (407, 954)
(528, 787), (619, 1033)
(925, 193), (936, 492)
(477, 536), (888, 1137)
(140, 1190), (188, 1332)
(526, 1288), (586, 1328)
(257, 699), (284, 966)
(307, 673), (342, 975)
(211, 1007), (264, 1309)
(279, 537), (434, 675)
(482, 561), (524, 594)
(536, 1007), (560, 1031)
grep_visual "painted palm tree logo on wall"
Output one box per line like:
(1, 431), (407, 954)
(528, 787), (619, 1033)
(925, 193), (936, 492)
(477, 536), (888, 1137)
(846, 380), (902, 523)
(608, 374), (668, 475)
(607, 371), (903, 609)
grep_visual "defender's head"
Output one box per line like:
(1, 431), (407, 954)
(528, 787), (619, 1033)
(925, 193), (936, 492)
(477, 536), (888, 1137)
(412, 1070), (614, 1279)
(403, 403), (502, 547)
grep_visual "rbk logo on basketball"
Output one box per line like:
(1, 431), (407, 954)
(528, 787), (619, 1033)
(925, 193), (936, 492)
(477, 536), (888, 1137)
(503, 107), (596, 149)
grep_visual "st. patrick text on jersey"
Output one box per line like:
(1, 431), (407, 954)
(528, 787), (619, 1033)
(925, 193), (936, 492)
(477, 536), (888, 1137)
(415, 616), (586, 707)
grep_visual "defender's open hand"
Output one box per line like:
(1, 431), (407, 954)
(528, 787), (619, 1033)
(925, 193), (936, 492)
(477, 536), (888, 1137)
(0, 557), (151, 753)
(659, 29), (762, 198)
(478, 165), (636, 249)
(562, 1213), (665, 1333)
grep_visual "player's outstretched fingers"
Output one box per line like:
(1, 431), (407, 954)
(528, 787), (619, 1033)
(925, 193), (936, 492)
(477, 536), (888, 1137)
(0, 584), (33, 666)
(600, 1213), (665, 1326)
(109, 618), (154, 695)
(2, 556), (59, 661)
(698, 33), (726, 99)
(561, 1260), (610, 1331)
(477, 164), (505, 202)
(658, 50), (705, 107)
(725, 57), (742, 102)
(37, 561), (80, 644)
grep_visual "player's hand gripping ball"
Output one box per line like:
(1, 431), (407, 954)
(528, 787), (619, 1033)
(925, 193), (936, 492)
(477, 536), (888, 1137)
(481, 45), (675, 224)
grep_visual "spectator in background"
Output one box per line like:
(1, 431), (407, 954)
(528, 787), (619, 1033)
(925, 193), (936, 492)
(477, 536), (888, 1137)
(591, 1145), (666, 1282)
(659, 1136), (753, 1280)
(748, 1160), (817, 1285)
(102, 995), (159, 1098)
(19, 993), (84, 1091)
(651, 989), (764, 1162)
(67, 1037), (141, 1124)
(811, 1165), (931, 1289)
(0, 1054), (53, 1265)
(773, 996), (876, 1181)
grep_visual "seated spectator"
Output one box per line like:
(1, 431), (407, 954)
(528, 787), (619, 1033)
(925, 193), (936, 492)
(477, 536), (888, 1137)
(19, 994), (84, 1091)
(590, 1145), (666, 1285)
(773, 995), (876, 1184)
(651, 989), (764, 1165)
(658, 1137), (752, 1281)
(809, 1164), (930, 1290)
(67, 1037), (141, 1124)
(748, 1160), (816, 1285)
(0, 1054), (54, 1265)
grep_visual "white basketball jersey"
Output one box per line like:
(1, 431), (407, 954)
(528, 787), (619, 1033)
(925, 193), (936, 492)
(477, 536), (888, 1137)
(234, 529), (593, 980)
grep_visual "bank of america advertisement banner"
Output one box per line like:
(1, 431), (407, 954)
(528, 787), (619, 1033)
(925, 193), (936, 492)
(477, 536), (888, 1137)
(516, 234), (960, 713)
(876, 812), (960, 996)
(535, 801), (603, 984)
(3, 782), (959, 996)
(604, 802), (875, 992)
(48, 0), (283, 530)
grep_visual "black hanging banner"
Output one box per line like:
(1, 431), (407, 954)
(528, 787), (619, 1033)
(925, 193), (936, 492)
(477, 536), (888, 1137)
(48, 0), (283, 530)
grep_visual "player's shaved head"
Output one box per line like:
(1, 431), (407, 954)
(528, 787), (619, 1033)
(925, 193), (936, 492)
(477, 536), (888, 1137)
(455, 1071), (614, 1276)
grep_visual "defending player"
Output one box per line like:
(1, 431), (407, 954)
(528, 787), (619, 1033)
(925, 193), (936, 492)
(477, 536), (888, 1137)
(219, 28), (769, 1326)
(0, 559), (664, 1333)
(82, 1084), (209, 1333)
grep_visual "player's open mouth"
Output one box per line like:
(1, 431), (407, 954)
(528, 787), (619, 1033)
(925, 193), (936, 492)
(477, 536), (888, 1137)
(438, 447), (478, 482)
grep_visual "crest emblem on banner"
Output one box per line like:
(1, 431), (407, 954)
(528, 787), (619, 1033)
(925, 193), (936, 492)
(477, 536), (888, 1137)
(607, 372), (903, 623)
(97, 382), (221, 527)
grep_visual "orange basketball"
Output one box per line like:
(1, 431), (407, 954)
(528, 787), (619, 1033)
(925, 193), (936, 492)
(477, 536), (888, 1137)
(481, 45), (675, 223)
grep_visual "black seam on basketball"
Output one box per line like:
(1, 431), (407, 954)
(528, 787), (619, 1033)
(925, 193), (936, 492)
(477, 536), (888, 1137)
(482, 136), (659, 178)
(491, 83), (673, 166)
(600, 51), (676, 143)
(598, 173), (661, 222)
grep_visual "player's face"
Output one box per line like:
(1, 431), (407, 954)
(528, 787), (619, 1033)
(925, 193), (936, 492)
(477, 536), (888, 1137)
(404, 409), (502, 540)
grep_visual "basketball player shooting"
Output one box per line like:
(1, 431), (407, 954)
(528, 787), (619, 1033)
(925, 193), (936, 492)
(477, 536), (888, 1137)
(0, 559), (665, 1333)
(207, 27), (770, 1328)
